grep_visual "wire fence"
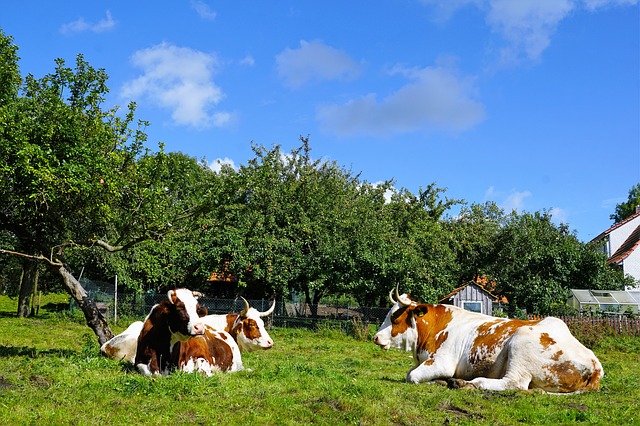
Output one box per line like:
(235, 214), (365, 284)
(87, 292), (390, 333)
(73, 282), (640, 337)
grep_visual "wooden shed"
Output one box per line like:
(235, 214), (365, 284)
(439, 279), (507, 316)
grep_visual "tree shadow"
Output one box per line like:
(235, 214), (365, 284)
(0, 344), (78, 358)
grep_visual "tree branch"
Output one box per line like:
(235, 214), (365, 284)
(0, 248), (63, 267)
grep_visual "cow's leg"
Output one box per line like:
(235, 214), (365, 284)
(467, 374), (531, 391)
(406, 359), (457, 384)
(467, 328), (537, 391)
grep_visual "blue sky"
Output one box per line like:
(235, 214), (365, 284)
(2, 1), (638, 241)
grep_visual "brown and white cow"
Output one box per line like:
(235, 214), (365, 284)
(100, 320), (144, 364)
(200, 297), (275, 352)
(102, 297), (275, 370)
(374, 287), (603, 393)
(171, 326), (244, 376)
(134, 288), (206, 376)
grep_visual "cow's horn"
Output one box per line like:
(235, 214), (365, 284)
(259, 299), (276, 317)
(388, 288), (396, 305)
(192, 291), (204, 298)
(240, 297), (250, 317)
(395, 284), (411, 306)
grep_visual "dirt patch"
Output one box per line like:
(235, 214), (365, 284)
(437, 401), (484, 422)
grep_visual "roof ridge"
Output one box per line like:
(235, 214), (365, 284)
(590, 210), (640, 243)
(607, 223), (640, 265)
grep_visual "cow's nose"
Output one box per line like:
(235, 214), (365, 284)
(264, 339), (273, 349)
(192, 323), (205, 335)
(373, 335), (379, 343)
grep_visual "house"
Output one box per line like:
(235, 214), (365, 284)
(439, 277), (507, 316)
(590, 209), (640, 283)
(567, 288), (640, 315)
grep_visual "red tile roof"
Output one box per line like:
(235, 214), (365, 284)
(590, 210), (640, 243)
(607, 224), (640, 265)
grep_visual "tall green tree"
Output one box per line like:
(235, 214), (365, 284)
(486, 210), (629, 315)
(611, 183), (640, 223)
(0, 32), (214, 343)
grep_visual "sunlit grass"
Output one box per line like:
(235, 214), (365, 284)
(0, 295), (638, 425)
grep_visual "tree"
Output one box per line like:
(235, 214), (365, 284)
(486, 210), (629, 315)
(0, 32), (214, 344)
(611, 183), (640, 223)
(447, 201), (505, 284)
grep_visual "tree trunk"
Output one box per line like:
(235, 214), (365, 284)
(50, 263), (114, 345)
(17, 261), (38, 318)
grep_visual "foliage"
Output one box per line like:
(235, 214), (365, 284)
(484, 210), (627, 315)
(0, 299), (638, 426)
(610, 183), (640, 223)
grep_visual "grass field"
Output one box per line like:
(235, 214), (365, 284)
(0, 294), (638, 425)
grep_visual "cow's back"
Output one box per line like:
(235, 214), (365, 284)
(101, 321), (144, 363)
(173, 327), (243, 375)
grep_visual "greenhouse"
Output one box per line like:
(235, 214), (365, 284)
(568, 289), (640, 315)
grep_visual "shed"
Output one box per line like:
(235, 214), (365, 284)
(439, 280), (507, 316)
(567, 289), (640, 315)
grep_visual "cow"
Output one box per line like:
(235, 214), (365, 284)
(134, 288), (206, 377)
(374, 287), (604, 393)
(101, 296), (275, 369)
(200, 297), (275, 352)
(100, 320), (144, 364)
(171, 326), (244, 376)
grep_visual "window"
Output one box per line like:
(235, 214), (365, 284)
(463, 301), (482, 313)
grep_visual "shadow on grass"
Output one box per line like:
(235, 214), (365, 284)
(0, 344), (78, 358)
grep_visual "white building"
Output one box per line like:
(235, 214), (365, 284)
(590, 210), (640, 284)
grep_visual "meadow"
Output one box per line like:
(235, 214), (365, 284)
(0, 294), (638, 425)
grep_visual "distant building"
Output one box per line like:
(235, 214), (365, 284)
(590, 209), (640, 283)
(567, 288), (640, 315)
(439, 277), (507, 316)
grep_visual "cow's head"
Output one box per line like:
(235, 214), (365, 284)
(373, 286), (418, 351)
(166, 288), (206, 341)
(231, 297), (275, 352)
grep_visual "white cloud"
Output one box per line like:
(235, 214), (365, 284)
(549, 207), (569, 225)
(276, 40), (361, 88)
(240, 55), (255, 66)
(501, 190), (532, 212)
(191, 0), (217, 20)
(317, 63), (484, 136)
(209, 157), (237, 173)
(487, 0), (575, 63)
(485, 186), (532, 212)
(60, 10), (115, 34)
(121, 43), (228, 128)
(422, 0), (639, 63)
(582, 0), (639, 10)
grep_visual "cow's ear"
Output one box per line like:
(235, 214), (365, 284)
(413, 304), (428, 318)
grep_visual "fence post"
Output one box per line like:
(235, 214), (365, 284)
(114, 275), (118, 323)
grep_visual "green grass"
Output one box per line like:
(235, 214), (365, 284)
(0, 295), (638, 425)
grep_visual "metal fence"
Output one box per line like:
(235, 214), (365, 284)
(81, 291), (640, 337)
(85, 292), (390, 333)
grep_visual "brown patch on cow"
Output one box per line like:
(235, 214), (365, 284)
(552, 350), (564, 361)
(470, 319), (541, 368)
(175, 329), (235, 373)
(543, 359), (601, 393)
(389, 305), (413, 338)
(539, 332), (556, 349)
(413, 304), (453, 363)
(239, 318), (262, 340)
(225, 314), (238, 333)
